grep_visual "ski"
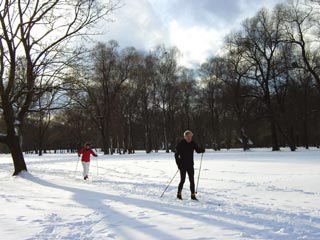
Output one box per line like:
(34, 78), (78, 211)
(175, 198), (222, 206)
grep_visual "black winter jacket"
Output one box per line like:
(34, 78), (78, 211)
(175, 139), (203, 169)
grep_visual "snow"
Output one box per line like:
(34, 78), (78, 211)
(0, 148), (320, 240)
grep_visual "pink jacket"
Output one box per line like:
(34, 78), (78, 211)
(79, 148), (97, 162)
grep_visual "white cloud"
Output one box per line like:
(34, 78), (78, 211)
(98, 0), (169, 49)
(168, 21), (230, 67)
(95, 0), (287, 66)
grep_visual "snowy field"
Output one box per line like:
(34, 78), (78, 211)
(0, 148), (319, 240)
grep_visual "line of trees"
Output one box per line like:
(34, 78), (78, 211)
(1, 0), (320, 175)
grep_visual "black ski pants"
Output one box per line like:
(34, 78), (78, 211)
(178, 168), (195, 194)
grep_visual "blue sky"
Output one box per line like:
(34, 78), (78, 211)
(97, 0), (287, 67)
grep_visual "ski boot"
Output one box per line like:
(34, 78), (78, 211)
(191, 193), (198, 201)
(177, 192), (182, 200)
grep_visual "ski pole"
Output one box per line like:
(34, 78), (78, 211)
(95, 148), (99, 177)
(160, 169), (179, 198)
(196, 152), (204, 194)
(96, 157), (99, 177)
(74, 156), (81, 178)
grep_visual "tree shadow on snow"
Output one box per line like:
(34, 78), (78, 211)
(21, 172), (320, 240)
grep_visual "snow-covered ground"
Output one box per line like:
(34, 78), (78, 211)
(0, 148), (319, 240)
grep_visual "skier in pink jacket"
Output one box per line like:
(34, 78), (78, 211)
(78, 143), (97, 180)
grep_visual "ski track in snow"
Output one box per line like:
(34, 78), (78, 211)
(0, 148), (320, 240)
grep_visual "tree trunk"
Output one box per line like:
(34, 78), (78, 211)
(214, 108), (221, 151)
(303, 119), (309, 150)
(116, 136), (120, 154)
(110, 136), (114, 154)
(38, 122), (44, 156)
(210, 108), (215, 150)
(289, 126), (296, 152)
(314, 113), (319, 148)
(102, 139), (109, 154)
(38, 142), (43, 156)
(144, 110), (152, 153)
(240, 127), (249, 151)
(145, 125), (152, 153)
(265, 85), (280, 151)
(270, 119), (280, 151)
(128, 115), (134, 154)
(303, 86), (309, 150)
(162, 110), (169, 153)
(8, 135), (27, 176)
(101, 125), (109, 155)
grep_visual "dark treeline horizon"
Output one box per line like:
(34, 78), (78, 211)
(1, 0), (320, 155)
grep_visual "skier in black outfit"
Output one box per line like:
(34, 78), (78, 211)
(175, 130), (205, 200)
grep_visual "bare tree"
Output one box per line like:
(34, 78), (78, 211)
(283, 0), (320, 93)
(155, 46), (180, 152)
(0, 0), (118, 175)
(134, 53), (158, 153)
(224, 33), (256, 150)
(241, 7), (286, 151)
(177, 67), (197, 131)
(71, 42), (138, 154)
(199, 58), (226, 150)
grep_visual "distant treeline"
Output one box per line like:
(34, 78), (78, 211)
(1, 0), (320, 156)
